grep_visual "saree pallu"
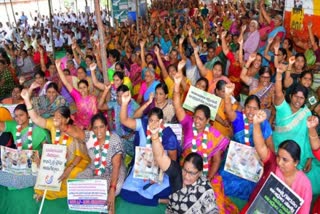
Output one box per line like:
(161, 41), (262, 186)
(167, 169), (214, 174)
(32, 95), (69, 119)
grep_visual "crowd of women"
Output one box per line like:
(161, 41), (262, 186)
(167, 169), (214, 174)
(1, 0), (320, 213)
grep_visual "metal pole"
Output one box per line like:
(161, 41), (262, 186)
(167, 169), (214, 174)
(9, 0), (17, 27)
(48, 0), (56, 59)
(3, 0), (11, 28)
(94, 0), (109, 83)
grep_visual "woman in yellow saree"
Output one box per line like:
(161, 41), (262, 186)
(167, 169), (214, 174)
(21, 88), (90, 200)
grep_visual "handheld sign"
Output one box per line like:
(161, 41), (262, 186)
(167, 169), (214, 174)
(224, 141), (263, 182)
(183, 86), (221, 120)
(247, 173), (304, 214)
(0, 146), (39, 175)
(67, 179), (108, 213)
(35, 144), (67, 191)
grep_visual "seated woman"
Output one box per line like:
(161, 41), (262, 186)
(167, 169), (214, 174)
(56, 60), (98, 129)
(219, 83), (273, 201)
(68, 112), (126, 214)
(1, 85), (24, 105)
(173, 61), (237, 213)
(21, 89), (90, 200)
(134, 82), (176, 123)
(119, 91), (181, 206)
(151, 135), (218, 213)
(0, 104), (50, 189)
(32, 82), (69, 118)
(241, 110), (312, 214)
(136, 67), (160, 104)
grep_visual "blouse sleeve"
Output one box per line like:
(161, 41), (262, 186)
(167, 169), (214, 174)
(109, 134), (124, 159)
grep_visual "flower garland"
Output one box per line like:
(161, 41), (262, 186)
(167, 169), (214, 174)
(242, 113), (250, 146)
(192, 123), (210, 175)
(92, 131), (111, 176)
(146, 124), (164, 148)
(16, 119), (33, 150)
(54, 129), (69, 145)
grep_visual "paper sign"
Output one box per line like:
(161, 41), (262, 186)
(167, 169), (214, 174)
(290, 8), (304, 30)
(247, 173), (304, 214)
(133, 146), (163, 183)
(164, 123), (183, 143)
(67, 179), (108, 213)
(224, 141), (263, 182)
(0, 146), (39, 175)
(183, 86), (221, 120)
(35, 144), (67, 191)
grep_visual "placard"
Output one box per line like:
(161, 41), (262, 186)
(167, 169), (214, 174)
(247, 173), (304, 214)
(133, 146), (163, 183)
(183, 86), (221, 120)
(164, 123), (183, 143)
(290, 8), (304, 30)
(224, 141), (263, 182)
(67, 179), (108, 213)
(0, 146), (39, 175)
(35, 144), (67, 191)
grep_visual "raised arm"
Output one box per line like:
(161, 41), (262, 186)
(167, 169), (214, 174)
(307, 22), (318, 51)
(90, 63), (105, 91)
(240, 53), (256, 85)
(224, 83), (237, 122)
(154, 46), (169, 79)
(133, 93), (154, 118)
(39, 46), (47, 72)
(238, 37), (244, 65)
(273, 41), (281, 68)
(140, 39), (147, 68)
(307, 116), (320, 151)
(71, 39), (81, 65)
(20, 89), (46, 128)
(253, 110), (270, 162)
(178, 36), (187, 61)
(264, 37), (274, 61)
(56, 59), (73, 92)
(274, 63), (287, 105)
(120, 91), (137, 130)
(173, 60), (187, 122)
(260, 1), (271, 24)
(97, 85), (111, 111)
(283, 56), (295, 88)
(221, 31), (229, 56)
(194, 43), (209, 77)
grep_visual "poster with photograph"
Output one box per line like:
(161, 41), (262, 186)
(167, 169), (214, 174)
(67, 179), (108, 213)
(224, 141), (263, 182)
(35, 144), (67, 191)
(0, 146), (39, 175)
(133, 146), (163, 183)
(247, 173), (304, 214)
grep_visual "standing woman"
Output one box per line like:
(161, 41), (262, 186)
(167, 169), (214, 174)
(68, 112), (126, 214)
(173, 61), (238, 213)
(219, 83), (273, 201)
(119, 91), (181, 206)
(0, 104), (50, 189)
(21, 89), (90, 200)
(56, 60), (98, 129)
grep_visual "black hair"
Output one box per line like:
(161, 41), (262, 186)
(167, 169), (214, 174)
(14, 104), (28, 114)
(244, 95), (261, 109)
(85, 55), (94, 61)
(184, 152), (203, 172)
(295, 53), (307, 70)
(108, 49), (120, 62)
(117, 84), (129, 93)
(259, 66), (272, 77)
(78, 79), (89, 87)
(300, 70), (314, 83)
(56, 106), (73, 125)
(278, 140), (301, 162)
(148, 107), (163, 120)
(284, 38), (293, 51)
(155, 82), (169, 95)
(46, 82), (59, 92)
(279, 48), (287, 60)
(13, 85), (24, 91)
(196, 77), (209, 91)
(287, 83), (308, 107)
(91, 112), (108, 127)
(215, 79), (227, 91)
(194, 104), (210, 120)
(34, 70), (45, 78)
(63, 68), (71, 75)
(113, 71), (124, 80)
(115, 61), (125, 70)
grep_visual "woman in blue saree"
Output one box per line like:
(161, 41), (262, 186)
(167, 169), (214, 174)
(119, 90), (181, 206)
(136, 67), (160, 104)
(219, 83), (273, 200)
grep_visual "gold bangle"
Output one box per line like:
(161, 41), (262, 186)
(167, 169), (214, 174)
(310, 134), (319, 139)
(27, 106), (33, 111)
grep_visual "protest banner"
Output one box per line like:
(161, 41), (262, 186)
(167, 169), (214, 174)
(183, 86), (221, 120)
(224, 141), (263, 183)
(133, 146), (163, 183)
(247, 173), (304, 214)
(67, 179), (108, 213)
(0, 146), (39, 175)
(35, 144), (67, 191)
